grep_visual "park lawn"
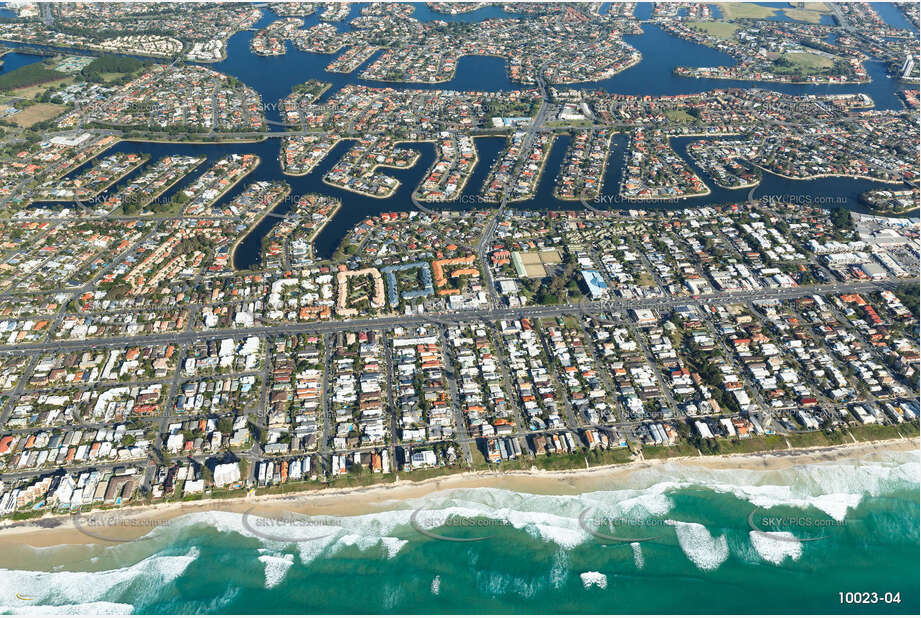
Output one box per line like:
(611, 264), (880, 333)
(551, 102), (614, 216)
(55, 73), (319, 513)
(492, 458), (534, 472)
(546, 119), (595, 128)
(783, 8), (828, 23)
(325, 471), (398, 489)
(116, 195), (186, 217)
(686, 20), (741, 39)
(10, 76), (74, 99)
(779, 51), (835, 72)
(469, 443), (488, 467)
(719, 3), (778, 19)
(8, 102), (67, 127)
(98, 72), (131, 83)
(783, 3), (834, 23)
(561, 315), (580, 329)
(398, 466), (463, 483)
(665, 109), (697, 123)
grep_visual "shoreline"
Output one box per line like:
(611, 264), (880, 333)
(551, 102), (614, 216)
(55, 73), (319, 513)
(120, 156), (206, 216)
(31, 153), (151, 204)
(229, 185), (292, 266)
(280, 136), (344, 177)
(675, 70), (871, 86)
(181, 155), (262, 216)
(747, 161), (907, 184)
(413, 137), (481, 203)
(321, 146), (422, 200)
(553, 131), (613, 202)
(483, 133), (558, 204)
(305, 199), (342, 260)
(1, 436), (916, 548)
(123, 135), (269, 145)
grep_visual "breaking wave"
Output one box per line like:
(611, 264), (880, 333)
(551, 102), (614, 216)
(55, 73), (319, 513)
(0, 548), (198, 613)
(625, 451), (919, 522)
(630, 542), (645, 569)
(257, 551), (294, 589)
(3, 448), (915, 612)
(0, 602), (135, 615)
(749, 530), (803, 565)
(669, 521), (729, 571)
(579, 571), (608, 589)
(99, 451), (915, 570)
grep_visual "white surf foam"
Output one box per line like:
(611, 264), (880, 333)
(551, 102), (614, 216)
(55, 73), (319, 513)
(580, 571), (608, 589)
(381, 582), (405, 610)
(631, 542), (645, 569)
(476, 570), (543, 599)
(178, 585), (240, 614)
(257, 552), (294, 589)
(431, 575), (441, 596)
(381, 537), (408, 559)
(330, 534), (408, 560)
(722, 485), (861, 522)
(0, 548), (198, 609)
(0, 602), (135, 615)
(630, 453), (919, 522)
(749, 530), (803, 565)
(549, 549), (569, 590)
(100, 448), (917, 573)
(669, 521), (729, 571)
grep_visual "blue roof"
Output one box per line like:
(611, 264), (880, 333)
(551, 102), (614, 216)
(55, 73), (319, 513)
(581, 269), (608, 297)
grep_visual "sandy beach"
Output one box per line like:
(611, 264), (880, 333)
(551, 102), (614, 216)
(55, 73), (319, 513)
(1, 437), (916, 548)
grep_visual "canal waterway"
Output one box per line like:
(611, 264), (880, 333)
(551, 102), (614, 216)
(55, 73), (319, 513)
(6, 2), (915, 269)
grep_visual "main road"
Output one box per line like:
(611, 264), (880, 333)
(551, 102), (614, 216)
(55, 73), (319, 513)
(477, 62), (554, 304)
(0, 278), (909, 356)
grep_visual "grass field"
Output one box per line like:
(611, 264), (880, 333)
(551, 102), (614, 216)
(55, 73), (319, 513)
(783, 8), (824, 23)
(561, 315), (580, 329)
(782, 3), (834, 23)
(665, 109), (697, 123)
(686, 20), (741, 39)
(546, 119), (595, 129)
(7, 102), (67, 127)
(800, 2), (831, 11)
(10, 76), (74, 99)
(779, 51), (835, 72)
(98, 72), (128, 83)
(719, 3), (779, 19)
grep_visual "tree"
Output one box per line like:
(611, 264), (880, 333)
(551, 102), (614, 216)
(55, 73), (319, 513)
(829, 207), (852, 230)
(217, 416), (234, 435)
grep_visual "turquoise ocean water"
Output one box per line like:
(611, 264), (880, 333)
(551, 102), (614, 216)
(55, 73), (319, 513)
(1, 450), (918, 614)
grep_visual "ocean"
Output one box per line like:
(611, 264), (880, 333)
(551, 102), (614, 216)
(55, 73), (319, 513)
(1, 450), (917, 614)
